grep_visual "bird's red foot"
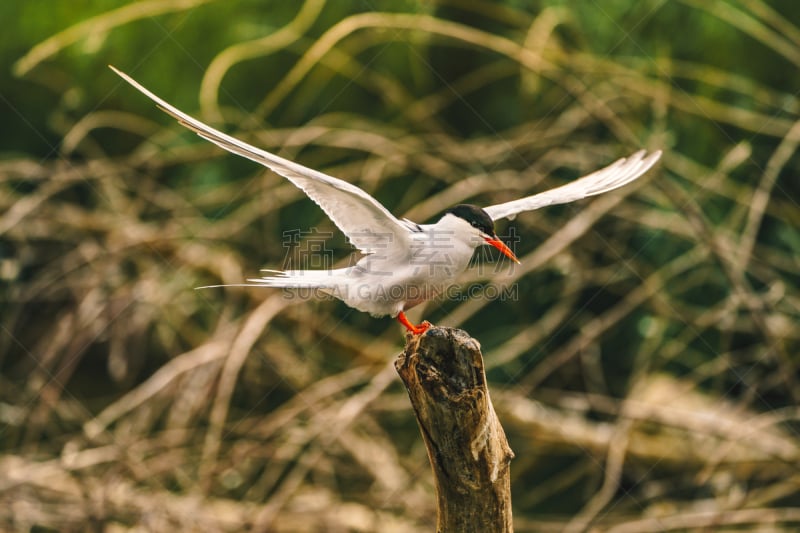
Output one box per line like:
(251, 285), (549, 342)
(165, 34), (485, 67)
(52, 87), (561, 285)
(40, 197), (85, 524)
(397, 312), (431, 335)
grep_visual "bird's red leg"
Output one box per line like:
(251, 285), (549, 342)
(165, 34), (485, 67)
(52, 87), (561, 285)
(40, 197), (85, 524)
(397, 311), (431, 335)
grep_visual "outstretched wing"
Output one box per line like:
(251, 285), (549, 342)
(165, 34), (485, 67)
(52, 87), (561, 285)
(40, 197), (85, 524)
(483, 150), (662, 221)
(111, 66), (412, 255)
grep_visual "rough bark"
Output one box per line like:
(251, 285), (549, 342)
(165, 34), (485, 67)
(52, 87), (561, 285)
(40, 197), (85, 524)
(395, 327), (514, 533)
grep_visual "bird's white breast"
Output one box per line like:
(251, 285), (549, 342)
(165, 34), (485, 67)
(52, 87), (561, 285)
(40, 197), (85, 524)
(334, 221), (478, 317)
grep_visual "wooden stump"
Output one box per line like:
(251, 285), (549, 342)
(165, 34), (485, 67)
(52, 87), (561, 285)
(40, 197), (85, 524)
(395, 327), (514, 533)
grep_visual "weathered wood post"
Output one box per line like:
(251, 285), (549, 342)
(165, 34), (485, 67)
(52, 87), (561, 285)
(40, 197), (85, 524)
(395, 327), (514, 532)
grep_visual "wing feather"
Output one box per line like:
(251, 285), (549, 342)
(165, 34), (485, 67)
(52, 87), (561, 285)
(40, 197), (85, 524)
(484, 150), (661, 221)
(110, 66), (411, 255)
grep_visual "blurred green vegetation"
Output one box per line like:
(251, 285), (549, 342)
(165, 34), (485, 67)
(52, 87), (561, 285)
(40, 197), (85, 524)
(2, 1), (800, 531)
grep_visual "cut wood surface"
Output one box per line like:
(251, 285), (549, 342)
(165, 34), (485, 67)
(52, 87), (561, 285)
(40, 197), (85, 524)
(395, 327), (514, 533)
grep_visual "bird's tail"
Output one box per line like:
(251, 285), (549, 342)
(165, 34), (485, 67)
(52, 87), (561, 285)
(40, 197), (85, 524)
(247, 268), (347, 288)
(196, 269), (347, 290)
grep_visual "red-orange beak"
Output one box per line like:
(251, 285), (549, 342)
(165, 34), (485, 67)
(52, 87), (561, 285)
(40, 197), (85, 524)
(484, 235), (520, 264)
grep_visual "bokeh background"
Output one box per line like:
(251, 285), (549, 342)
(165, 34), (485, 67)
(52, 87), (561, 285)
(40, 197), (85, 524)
(3, 1), (800, 531)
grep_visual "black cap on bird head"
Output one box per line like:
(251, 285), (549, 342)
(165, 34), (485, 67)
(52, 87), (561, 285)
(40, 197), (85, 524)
(446, 204), (495, 236)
